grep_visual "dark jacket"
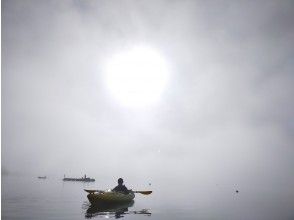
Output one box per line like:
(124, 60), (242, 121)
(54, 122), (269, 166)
(112, 184), (129, 194)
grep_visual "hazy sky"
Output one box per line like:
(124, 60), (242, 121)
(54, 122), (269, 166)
(2, 0), (294, 188)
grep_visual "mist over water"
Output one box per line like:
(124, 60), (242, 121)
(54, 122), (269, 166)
(2, 0), (294, 219)
(2, 175), (294, 220)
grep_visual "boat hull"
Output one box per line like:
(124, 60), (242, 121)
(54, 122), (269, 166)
(63, 177), (95, 182)
(38, 176), (46, 179)
(87, 191), (135, 204)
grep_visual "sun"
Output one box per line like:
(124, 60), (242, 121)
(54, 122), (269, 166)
(104, 46), (169, 108)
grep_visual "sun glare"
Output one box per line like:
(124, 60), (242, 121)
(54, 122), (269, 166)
(104, 46), (169, 108)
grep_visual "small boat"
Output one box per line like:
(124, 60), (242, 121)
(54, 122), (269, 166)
(63, 177), (95, 182)
(63, 174), (95, 182)
(38, 176), (47, 179)
(86, 190), (135, 204)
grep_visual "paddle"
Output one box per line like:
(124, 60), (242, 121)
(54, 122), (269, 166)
(84, 189), (152, 195)
(133, 191), (152, 195)
(84, 189), (104, 194)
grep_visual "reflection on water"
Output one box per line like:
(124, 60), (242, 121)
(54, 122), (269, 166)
(84, 201), (151, 219)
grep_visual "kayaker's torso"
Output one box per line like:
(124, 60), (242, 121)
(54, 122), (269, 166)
(112, 184), (129, 194)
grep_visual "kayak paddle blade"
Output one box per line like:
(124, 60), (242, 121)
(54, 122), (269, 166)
(134, 191), (152, 195)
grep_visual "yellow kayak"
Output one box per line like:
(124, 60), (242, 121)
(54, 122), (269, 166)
(87, 190), (135, 204)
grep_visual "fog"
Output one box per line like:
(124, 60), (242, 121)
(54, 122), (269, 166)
(2, 0), (294, 190)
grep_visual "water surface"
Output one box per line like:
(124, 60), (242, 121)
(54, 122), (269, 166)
(2, 175), (294, 220)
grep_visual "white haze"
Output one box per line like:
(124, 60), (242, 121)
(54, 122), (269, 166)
(2, 0), (294, 191)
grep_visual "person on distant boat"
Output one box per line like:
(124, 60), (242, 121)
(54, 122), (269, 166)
(112, 178), (130, 194)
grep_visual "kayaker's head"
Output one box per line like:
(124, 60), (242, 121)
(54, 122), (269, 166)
(118, 178), (124, 185)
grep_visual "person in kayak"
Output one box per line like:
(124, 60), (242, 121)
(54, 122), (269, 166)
(112, 178), (130, 194)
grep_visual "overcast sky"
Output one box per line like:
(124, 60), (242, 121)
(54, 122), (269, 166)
(2, 0), (294, 189)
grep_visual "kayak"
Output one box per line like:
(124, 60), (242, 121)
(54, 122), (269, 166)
(87, 190), (135, 204)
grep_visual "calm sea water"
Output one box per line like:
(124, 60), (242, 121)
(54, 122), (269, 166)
(2, 175), (294, 220)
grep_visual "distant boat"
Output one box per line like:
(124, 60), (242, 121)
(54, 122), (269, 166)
(38, 176), (47, 179)
(63, 174), (95, 182)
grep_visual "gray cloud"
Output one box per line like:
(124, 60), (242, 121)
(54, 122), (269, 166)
(2, 0), (294, 190)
